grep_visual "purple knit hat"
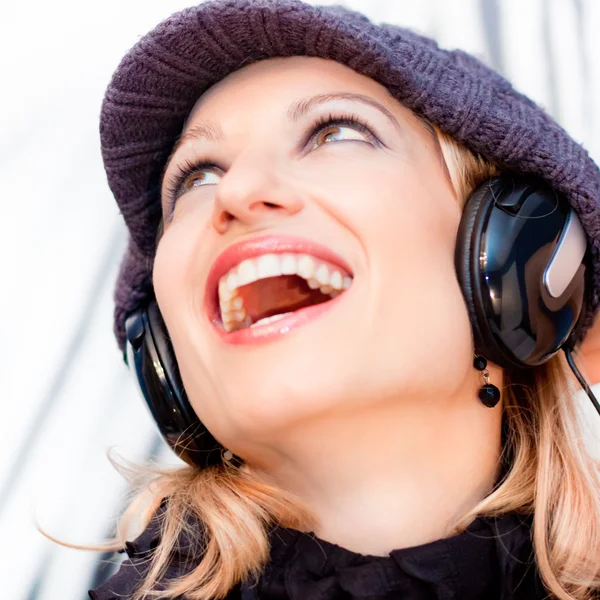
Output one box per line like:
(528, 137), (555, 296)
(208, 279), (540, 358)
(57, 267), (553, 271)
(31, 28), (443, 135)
(101, 0), (600, 353)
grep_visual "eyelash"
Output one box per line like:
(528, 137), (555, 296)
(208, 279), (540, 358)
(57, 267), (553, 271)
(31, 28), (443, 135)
(163, 111), (380, 210)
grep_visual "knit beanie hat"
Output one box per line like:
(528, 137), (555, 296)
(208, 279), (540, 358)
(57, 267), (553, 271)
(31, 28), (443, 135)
(100, 0), (600, 353)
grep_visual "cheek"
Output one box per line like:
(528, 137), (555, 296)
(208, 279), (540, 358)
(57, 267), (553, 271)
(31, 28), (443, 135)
(306, 151), (459, 254)
(153, 221), (214, 388)
(153, 221), (241, 438)
(153, 228), (192, 312)
(153, 208), (215, 311)
(311, 154), (472, 387)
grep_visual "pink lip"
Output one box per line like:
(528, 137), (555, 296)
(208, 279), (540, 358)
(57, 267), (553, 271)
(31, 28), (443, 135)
(204, 234), (354, 343)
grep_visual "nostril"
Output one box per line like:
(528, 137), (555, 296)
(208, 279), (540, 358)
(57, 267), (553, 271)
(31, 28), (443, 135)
(212, 210), (235, 233)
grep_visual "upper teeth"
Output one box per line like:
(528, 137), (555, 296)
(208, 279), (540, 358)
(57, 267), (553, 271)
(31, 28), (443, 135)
(218, 253), (352, 332)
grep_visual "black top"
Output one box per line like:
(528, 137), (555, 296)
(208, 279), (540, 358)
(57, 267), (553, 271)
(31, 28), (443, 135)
(89, 508), (547, 599)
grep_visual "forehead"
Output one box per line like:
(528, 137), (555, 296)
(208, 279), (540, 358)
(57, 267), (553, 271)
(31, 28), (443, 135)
(185, 56), (396, 123)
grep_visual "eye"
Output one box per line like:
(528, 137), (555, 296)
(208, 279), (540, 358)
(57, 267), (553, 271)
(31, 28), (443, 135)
(307, 114), (379, 151)
(181, 169), (220, 191)
(313, 124), (367, 147)
(163, 158), (221, 208)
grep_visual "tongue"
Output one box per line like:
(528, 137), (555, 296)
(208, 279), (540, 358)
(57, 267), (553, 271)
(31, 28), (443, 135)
(237, 275), (330, 324)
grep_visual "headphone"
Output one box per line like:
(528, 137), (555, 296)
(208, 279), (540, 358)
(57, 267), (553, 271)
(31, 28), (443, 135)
(124, 173), (600, 469)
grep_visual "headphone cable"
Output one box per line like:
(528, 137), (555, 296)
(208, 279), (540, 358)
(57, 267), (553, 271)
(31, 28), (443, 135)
(563, 346), (600, 416)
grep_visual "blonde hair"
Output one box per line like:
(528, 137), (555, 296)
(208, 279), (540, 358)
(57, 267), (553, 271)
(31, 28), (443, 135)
(45, 125), (600, 600)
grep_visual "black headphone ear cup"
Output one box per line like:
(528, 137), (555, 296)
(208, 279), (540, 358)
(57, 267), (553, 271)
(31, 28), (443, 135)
(125, 299), (225, 469)
(145, 301), (194, 421)
(145, 301), (183, 398)
(455, 174), (588, 370)
(455, 181), (496, 359)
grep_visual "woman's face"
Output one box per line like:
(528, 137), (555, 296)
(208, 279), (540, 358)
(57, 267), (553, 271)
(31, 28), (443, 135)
(154, 56), (474, 457)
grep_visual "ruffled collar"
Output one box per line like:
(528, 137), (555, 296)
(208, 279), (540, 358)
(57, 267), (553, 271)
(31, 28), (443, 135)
(90, 509), (546, 600)
(241, 512), (544, 600)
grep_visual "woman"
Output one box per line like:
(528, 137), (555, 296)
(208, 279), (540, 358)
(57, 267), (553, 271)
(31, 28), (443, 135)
(86, 0), (600, 598)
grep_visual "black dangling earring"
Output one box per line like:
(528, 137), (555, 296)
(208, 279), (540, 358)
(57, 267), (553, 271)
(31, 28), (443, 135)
(473, 354), (501, 408)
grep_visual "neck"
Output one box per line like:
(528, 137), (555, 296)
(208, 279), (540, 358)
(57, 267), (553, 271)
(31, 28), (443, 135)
(253, 387), (503, 556)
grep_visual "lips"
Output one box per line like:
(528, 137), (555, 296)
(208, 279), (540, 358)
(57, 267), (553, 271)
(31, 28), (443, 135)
(204, 234), (354, 333)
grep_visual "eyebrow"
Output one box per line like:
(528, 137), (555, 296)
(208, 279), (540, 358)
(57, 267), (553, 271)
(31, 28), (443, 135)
(163, 92), (401, 171)
(287, 92), (401, 132)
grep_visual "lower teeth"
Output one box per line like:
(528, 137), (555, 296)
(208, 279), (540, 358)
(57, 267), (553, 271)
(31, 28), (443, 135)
(250, 312), (294, 328)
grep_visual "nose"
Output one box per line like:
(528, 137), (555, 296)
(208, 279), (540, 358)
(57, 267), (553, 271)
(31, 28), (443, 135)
(211, 153), (305, 234)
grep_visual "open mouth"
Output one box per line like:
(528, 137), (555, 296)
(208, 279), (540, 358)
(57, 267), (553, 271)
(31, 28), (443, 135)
(215, 253), (353, 332)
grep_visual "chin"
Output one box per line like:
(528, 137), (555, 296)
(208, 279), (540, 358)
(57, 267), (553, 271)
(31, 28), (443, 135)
(212, 362), (360, 437)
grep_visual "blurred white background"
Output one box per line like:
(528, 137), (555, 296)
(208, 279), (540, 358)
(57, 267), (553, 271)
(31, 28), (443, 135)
(1, 0), (599, 597)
